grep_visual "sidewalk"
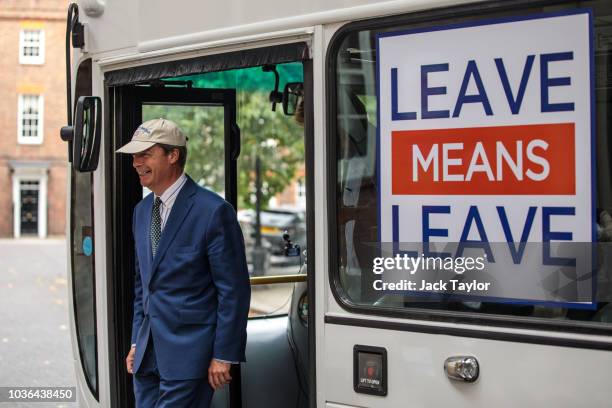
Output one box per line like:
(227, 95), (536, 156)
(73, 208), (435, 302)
(0, 238), (77, 407)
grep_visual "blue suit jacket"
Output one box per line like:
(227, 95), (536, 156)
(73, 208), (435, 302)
(131, 176), (251, 380)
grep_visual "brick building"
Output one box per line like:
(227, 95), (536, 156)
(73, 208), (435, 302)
(0, 0), (69, 237)
(272, 167), (306, 210)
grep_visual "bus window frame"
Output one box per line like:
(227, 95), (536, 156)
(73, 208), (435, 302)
(325, 0), (612, 339)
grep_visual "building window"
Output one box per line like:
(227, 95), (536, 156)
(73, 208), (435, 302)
(19, 29), (45, 65)
(18, 94), (44, 144)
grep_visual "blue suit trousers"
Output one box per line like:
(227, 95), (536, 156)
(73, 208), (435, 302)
(133, 336), (214, 408)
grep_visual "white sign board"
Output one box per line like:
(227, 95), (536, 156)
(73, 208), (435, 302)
(376, 11), (594, 306)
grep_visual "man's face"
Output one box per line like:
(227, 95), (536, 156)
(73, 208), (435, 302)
(132, 145), (177, 193)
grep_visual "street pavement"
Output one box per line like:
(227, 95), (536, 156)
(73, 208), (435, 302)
(0, 238), (76, 407)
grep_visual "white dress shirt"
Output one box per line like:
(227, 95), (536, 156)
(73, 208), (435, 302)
(155, 173), (187, 231)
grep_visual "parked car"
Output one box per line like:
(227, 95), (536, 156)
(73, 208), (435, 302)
(238, 208), (306, 257)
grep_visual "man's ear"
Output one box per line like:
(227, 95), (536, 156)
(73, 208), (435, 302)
(168, 148), (180, 165)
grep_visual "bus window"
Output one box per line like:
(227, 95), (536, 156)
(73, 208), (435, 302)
(71, 171), (97, 395)
(70, 58), (98, 398)
(141, 62), (306, 318)
(330, 0), (612, 330)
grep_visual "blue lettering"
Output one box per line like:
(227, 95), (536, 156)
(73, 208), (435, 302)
(540, 52), (575, 112)
(495, 55), (535, 115)
(457, 205), (494, 261)
(392, 205), (418, 257)
(453, 60), (493, 117)
(421, 64), (450, 119)
(542, 206), (576, 266)
(422, 205), (451, 257)
(391, 68), (417, 120)
(497, 206), (537, 264)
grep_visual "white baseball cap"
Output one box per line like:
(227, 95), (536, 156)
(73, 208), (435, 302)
(116, 118), (186, 154)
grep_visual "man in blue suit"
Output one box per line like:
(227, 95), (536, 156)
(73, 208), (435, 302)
(116, 118), (251, 407)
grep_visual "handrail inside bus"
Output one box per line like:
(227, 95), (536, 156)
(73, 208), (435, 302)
(250, 274), (307, 285)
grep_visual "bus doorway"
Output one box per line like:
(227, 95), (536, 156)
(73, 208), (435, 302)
(108, 58), (313, 408)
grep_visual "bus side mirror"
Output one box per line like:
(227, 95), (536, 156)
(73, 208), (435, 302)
(282, 82), (303, 116)
(61, 96), (102, 172)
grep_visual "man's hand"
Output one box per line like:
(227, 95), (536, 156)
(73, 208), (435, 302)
(126, 346), (136, 374)
(208, 359), (232, 390)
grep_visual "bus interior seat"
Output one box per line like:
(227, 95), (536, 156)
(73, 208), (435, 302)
(211, 315), (299, 408)
(212, 279), (308, 408)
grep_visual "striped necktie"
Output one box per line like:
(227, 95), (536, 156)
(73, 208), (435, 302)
(150, 197), (162, 257)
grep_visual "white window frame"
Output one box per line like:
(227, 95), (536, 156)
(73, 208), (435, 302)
(19, 29), (45, 65)
(17, 94), (44, 145)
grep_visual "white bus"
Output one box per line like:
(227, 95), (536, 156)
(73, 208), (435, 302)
(61, 0), (612, 407)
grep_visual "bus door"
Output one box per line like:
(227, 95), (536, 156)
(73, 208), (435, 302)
(109, 60), (313, 408)
(109, 84), (240, 408)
